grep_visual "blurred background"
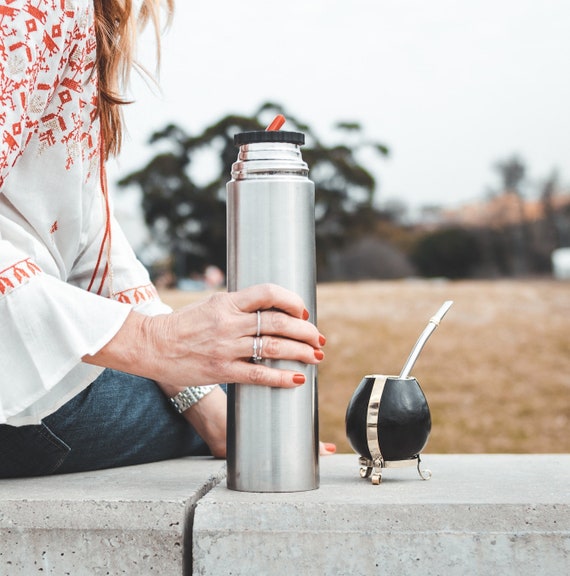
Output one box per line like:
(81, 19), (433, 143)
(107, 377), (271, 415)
(107, 0), (569, 453)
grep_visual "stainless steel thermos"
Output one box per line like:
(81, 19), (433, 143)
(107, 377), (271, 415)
(226, 129), (319, 492)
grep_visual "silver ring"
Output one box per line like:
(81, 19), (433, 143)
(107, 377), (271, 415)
(252, 336), (263, 363)
(256, 310), (261, 337)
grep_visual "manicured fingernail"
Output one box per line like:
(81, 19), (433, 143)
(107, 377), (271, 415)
(314, 349), (324, 361)
(302, 309), (310, 320)
(324, 443), (337, 453)
(319, 334), (326, 346)
(293, 374), (306, 385)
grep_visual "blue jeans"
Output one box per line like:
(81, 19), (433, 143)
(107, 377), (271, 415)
(0, 370), (214, 478)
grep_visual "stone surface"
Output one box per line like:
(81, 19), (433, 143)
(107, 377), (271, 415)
(0, 457), (224, 576)
(2, 454), (569, 575)
(192, 454), (570, 576)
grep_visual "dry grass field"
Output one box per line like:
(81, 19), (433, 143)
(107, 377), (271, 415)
(160, 280), (570, 455)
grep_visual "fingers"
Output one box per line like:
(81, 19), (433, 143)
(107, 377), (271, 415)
(238, 335), (324, 365)
(230, 283), (309, 320)
(167, 283), (327, 391)
(252, 308), (324, 348)
(228, 362), (310, 389)
(319, 442), (337, 456)
(226, 284), (324, 350)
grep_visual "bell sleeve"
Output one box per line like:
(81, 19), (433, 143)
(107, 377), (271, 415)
(0, 242), (134, 422)
(0, 1), (170, 424)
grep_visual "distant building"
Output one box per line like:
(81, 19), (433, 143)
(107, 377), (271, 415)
(437, 192), (570, 229)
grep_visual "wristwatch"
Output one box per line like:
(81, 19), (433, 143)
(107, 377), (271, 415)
(169, 385), (217, 414)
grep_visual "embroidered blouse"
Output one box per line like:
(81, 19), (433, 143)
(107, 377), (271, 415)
(0, 0), (171, 425)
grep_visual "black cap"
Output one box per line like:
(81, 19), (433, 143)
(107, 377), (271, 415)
(234, 130), (305, 147)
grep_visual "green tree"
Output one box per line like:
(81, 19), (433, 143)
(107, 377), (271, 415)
(411, 227), (482, 279)
(118, 102), (389, 278)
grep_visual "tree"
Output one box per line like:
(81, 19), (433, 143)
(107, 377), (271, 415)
(540, 169), (562, 250)
(411, 227), (481, 279)
(494, 155), (526, 191)
(492, 155), (532, 275)
(118, 102), (389, 278)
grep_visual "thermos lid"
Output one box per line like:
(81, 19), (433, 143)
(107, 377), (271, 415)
(234, 130), (305, 146)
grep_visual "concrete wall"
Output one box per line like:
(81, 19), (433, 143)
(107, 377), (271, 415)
(1, 454), (569, 575)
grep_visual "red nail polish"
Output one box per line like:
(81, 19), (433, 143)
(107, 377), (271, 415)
(314, 349), (324, 360)
(319, 335), (326, 346)
(302, 309), (310, 320)
(293, 374), (306, 384)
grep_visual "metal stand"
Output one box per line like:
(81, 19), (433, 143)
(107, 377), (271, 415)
(361, 374), (431, 485)
(358, 454), (432, 485)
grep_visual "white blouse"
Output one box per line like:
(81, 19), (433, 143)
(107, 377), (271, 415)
(0, 0), (171, 425)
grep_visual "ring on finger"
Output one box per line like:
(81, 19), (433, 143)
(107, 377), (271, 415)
(256, 310), (262, 338)
(252, 336), (263, 363)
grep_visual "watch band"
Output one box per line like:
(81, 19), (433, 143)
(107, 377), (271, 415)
(169, 385), (217, 414)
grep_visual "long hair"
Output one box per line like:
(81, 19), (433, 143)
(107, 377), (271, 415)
(93, 0), (174, 159)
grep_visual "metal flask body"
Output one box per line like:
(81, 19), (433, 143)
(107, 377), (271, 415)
(226, 130), (319, 492)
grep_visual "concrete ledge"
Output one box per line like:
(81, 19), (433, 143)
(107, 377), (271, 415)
(193, 454), (570, 576)
(0, 457), (224, 575)
(2, 454), (568, 575)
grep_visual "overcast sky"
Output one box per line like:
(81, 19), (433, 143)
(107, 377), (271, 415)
(108, 0), (570, 231)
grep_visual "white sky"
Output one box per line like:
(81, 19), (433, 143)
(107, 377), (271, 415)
(108, 0), (570, 229)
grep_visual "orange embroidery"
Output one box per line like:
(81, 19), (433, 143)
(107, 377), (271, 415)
(0, 258), (42, 296)
(115, 284), (159, 305)
(1, 3), (113, 301)
(0, 1), (99, 187)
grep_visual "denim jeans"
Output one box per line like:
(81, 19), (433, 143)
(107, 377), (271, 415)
(0, 370), (213, 478)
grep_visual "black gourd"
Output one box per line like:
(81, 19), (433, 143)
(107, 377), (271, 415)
(344, 301), (453, 481)
(345, 375), (431, 461)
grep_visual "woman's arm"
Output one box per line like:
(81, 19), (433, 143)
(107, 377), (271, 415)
(83, 283), (325, 391)
(82, 283), (327, 458)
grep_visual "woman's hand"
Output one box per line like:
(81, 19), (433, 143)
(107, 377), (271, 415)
(84, 283), (326, 395)
(84, 283), (329, 458)
(153, 283), (325, 396)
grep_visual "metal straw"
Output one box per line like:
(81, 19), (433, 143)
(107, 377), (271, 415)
(399, 300), (454, 379)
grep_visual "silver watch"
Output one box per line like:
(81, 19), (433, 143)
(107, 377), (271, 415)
(169, 385), (217, 413)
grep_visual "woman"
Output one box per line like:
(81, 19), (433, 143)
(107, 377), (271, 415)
(0, 0), (332, 478)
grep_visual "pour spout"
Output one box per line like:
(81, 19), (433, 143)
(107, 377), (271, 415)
(398, 300), (453, 379)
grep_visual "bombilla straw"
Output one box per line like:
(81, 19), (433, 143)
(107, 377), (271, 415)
(398, 300), (454, 379)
